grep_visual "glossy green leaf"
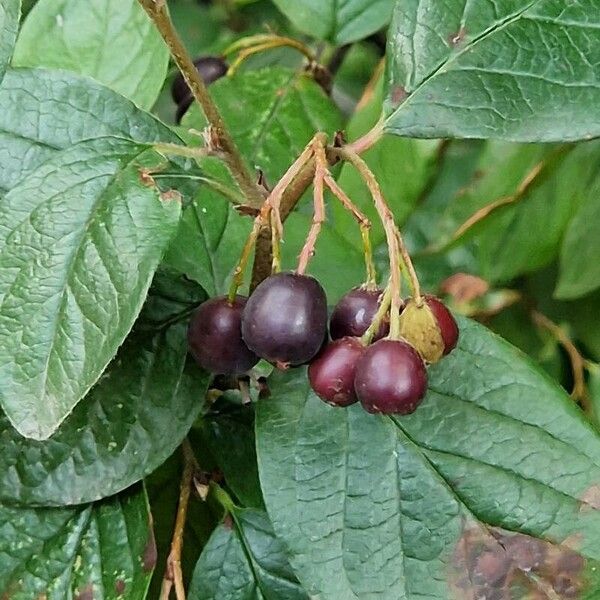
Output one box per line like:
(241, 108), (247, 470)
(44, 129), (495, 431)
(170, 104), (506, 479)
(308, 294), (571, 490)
(13, 0), (168, 109)
(0, 275), (209, 505)
(0, 137), (182, 440)
(271, 0), (395, 44)
(257, 318), (600, 599)
(0, 484), (155, 599)
(0, 0), (19, 85)
(189, 508), (308, 600)
(385, 1), (600, 142)
(183, 67), (343, 184)
(557, 174), (600, 299)
(0, 67), (179, 193)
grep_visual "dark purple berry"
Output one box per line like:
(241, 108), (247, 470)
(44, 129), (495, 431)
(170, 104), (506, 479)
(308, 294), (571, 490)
(242, 272), (328, 368)
(188, 296), (258, 375)
(171, 55), (228, 104)
(354, 339), (428, 415)
(330, 287), (389, 340)
(426, 296), (459, 355)
(308, 337), (364, 407)
(175, 95), (194, 124)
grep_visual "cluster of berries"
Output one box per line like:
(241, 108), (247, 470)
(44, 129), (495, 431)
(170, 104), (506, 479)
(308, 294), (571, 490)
(188, 272), (458, 415)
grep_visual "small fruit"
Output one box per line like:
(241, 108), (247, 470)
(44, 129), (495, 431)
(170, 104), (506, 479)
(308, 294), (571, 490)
(308, 337), (364, 407)
(242, 272), (328, 367)
(188, 295), (259, 375)
(354, 339), (427, 415)
(329, 287), (389, 340)
(398, 296), (459, 363)
(425, 296), (459, 355)
(171, 55), (228, 104)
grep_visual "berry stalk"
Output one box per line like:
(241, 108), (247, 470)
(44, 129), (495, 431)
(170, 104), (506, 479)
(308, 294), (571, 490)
(297, 138), (328, 275)
(229, 137), (318, 299)
(324, 172), (377, 288)
(361, 285), (391, 345)
(336, 146), (404, 339)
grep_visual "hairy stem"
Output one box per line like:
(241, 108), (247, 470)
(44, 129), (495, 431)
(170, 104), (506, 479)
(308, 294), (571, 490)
(160, 440), (195, 600)
(137, 0), (264, 208)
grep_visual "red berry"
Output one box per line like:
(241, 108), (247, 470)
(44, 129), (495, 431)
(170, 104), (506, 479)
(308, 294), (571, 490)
(188, 296), (258, 375)
(329, 287), (389, 340)
(308, 337), (364, 407)
(242, 273), (328, 367)
(425, 296), (459, 355)
(354, 339), (428, 415)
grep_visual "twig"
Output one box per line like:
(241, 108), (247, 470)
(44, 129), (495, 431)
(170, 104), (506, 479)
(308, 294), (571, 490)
(137, 0), (265, 209)
(447, 145), (572, 244)
(531, 310), (591, 412)
(160, 440), (196, 600)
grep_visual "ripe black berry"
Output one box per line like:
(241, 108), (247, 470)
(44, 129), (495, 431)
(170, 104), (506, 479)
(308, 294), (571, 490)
(308, 337), (364, 407)
(241, 272), (328, 368)
(425, 296), (459, 355)
(188, 296), (258, 375)
(354, 339), (427, 415)
(173, 55), (228, 123)
(171, 56), (228, 104)
(329, 287), (389, 340)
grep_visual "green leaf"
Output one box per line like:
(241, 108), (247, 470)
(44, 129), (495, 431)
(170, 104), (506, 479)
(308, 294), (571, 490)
(0, 137), (182, 440)
(557, 174), (600, 299)
(0, 280), (209, 505)
(189, 508), (308, 600)
(0, 0), (19, 85)
(0, 484), (155, 599)
(0, 67), (179, 193)
(271, 0), (395, 44)
(257, 318), (600, 599)
(428, 141), (600, 284)
(13, 0), (169, 109)
(196, 407), (264, 509)
(164, 169), (252, 297)
(183, 67), (343, 184)
(385, 1), (600, 142)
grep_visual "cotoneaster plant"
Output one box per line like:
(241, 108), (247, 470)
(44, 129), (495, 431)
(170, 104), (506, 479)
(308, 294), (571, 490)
(1, 1), (600, 599)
